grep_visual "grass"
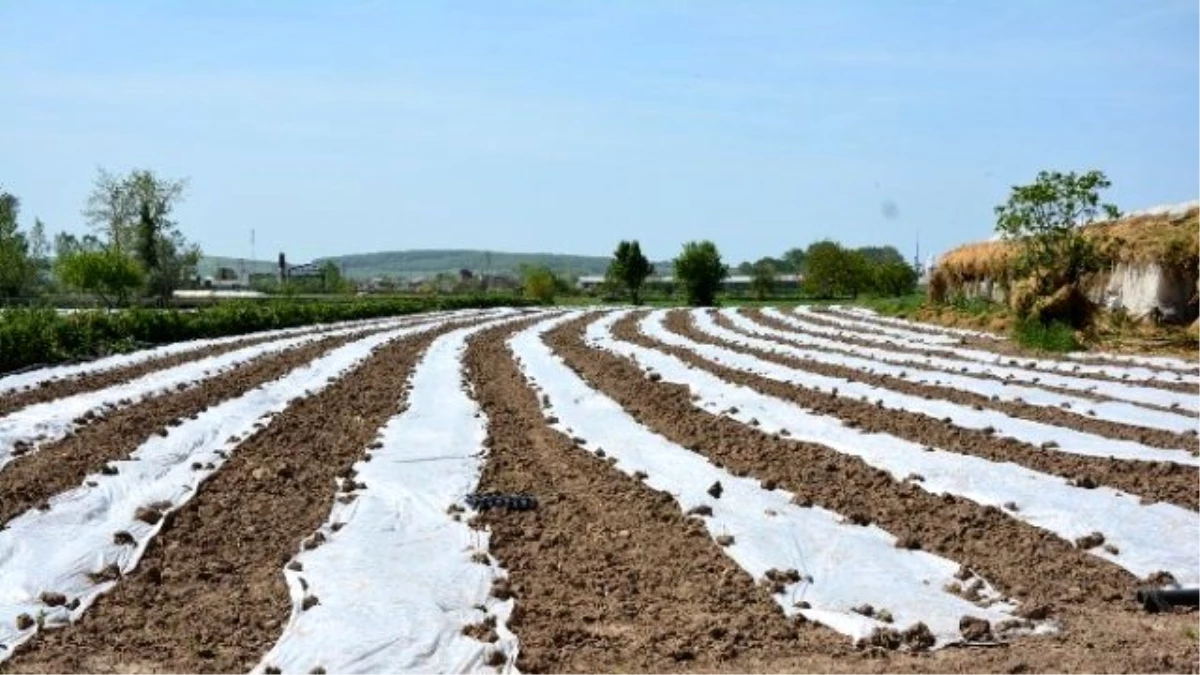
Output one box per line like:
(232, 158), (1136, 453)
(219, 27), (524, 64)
(1012, 319), (1082, 352)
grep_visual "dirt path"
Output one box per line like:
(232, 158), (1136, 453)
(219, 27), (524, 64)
(547, 314), (1200, 673)
(463, 320), (850, 673)
(2, 326), (453, 674)
(639, 314), (1198, 511)
(0, 332), (365, 528)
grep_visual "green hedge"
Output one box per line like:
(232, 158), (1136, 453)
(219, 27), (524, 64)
(0, 295), (533, 374)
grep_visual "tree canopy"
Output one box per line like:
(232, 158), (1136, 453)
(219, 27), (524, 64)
(0, 190), (35, 301)
(606, 240), (653, 305)
(994, 169), (1118, 325)
(674, 240), (728, 306)
(84, 168), (199, 304)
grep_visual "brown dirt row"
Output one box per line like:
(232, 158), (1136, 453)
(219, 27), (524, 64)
(643, 312), (1200, 511)
(2, 324), (457, 674)
(462, 320), (859, 673)
(546, 315), (1200, 674)
(0, 317), (433, 419)
(0, 330), (369, 528)
(820, 308), (988, 340)
(768, 309), (1198, 394)
(624, 313), (1198, 511)
(744, 309), (1198, 411)
(829, 308), (1200, 373)
(685, 312), (1199, 453)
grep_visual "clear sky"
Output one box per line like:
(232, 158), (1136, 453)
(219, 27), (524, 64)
(2, 1), (1197, 265)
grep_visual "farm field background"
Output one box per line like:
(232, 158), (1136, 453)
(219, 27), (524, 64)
(0, 305), (1197, 673)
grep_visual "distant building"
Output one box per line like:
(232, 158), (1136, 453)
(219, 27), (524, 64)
(287, 262), (323, 278)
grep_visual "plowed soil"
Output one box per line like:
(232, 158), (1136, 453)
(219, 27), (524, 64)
(1, 307), (1195, 675)
(629, 313), (1198, 511)
(700, 312), (1198, 453)
(546, 315), (1200, 673)
(0, 331), (307, 418)
(0, 331), (367, 527)
(751, 309), (1198, 394)
(2, 325), (452, 674)
(463, 321), (850, 673)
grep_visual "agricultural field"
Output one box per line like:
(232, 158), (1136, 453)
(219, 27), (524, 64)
(0, 305), (1197, 673)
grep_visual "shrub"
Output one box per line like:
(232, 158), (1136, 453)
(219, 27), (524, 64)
(0, 295), (532, 373)
(1012, 318), (1081, 352)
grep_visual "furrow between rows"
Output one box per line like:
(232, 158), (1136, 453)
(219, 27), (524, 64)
(828, 308), (1200, 375)
(0, 330), (367, 528)
(0, 317), (424, 471)
(0, 320), (459, 673)
(547, 313), (1200, 672)
(252, 316), (530, 675)
(461, 317), (847, 674)
(632, 314), (1198, 508)
(828, 307), (1005, 341)
(695, 311), (1197, 449)
(594, 312), (1199, 581)
(679, 310), (1199, 466)
(518, 314), (1025, 647)
(783, 308), (1198, 392)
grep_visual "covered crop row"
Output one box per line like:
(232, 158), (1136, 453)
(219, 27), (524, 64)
(0, 306), (1195, 673)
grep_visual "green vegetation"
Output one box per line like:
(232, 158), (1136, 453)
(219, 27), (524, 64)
(0, 295), (532, 373)
(801, 240), (911, 300)
(749, 259), (776, 300)
(674, 240), (728, 306)
(606, 240), (653, 305)
(994, 169), (1119, 328)
(520, 265), (561, 304)
(56, 247), (146, 308)
(1012, 318), (1081, 352)
(0, 190), (37, 302)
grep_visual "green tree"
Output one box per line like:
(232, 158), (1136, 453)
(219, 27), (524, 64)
(606, 240), (653, 304)
(0, 191), (35, 302)
(56, 248), (145, 308)
(319, 261), (352, 294)
(801, 240), (844, 299)
(749, 259), (776, 300)
(841, 249), (872, 299)
(520, 265), (559, 304)
(782, 247), (807, 274)
(994, 169), (1119, 325)
(855, 245), (905, 266)
(84, 168), (197, 304)
(674, 240), (728, 306)
(873, 260), (919, 297)
(28, 218), (50, 282)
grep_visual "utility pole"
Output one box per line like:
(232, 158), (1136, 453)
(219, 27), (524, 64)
(914, 226), (921, 274)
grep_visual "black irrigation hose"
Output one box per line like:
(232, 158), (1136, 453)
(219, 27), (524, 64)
(1136, 587), (1200, 613)
(465, 492), (538, 511)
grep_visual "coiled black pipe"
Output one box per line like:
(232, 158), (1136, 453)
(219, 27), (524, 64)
(1136, 587), (1200, 613)
(465, 492), (538, 511)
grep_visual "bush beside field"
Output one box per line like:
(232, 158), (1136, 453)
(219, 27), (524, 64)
(0, 295), (534, 374)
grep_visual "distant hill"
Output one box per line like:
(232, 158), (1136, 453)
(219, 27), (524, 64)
(199, 249), (672, 281)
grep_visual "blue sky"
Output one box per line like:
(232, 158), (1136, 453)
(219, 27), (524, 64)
(2, 1), (1197, 265)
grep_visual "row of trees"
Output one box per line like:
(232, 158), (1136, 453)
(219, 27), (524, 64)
(554, 237), (919, 307)
(1, 170), (199, 307)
